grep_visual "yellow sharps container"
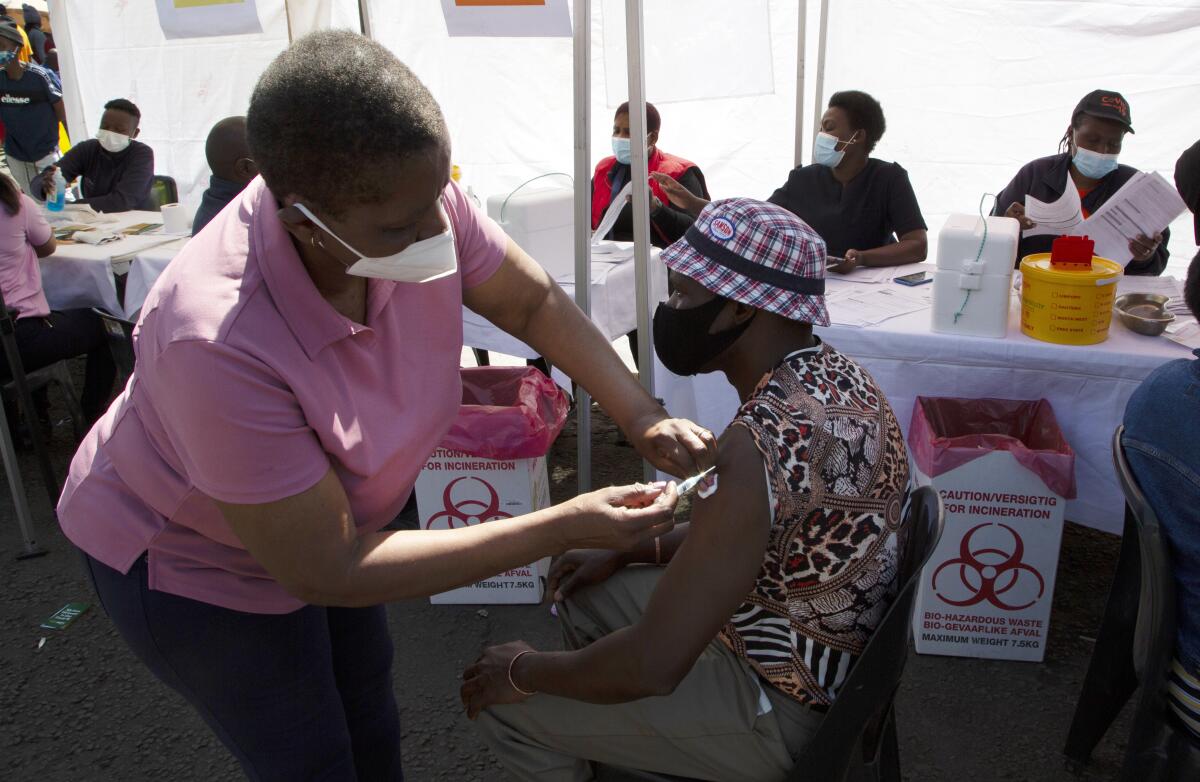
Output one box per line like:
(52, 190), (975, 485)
(1019, 236), (1123, 346)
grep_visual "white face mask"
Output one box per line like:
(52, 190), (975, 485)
(294, 202), (458, 284)
(96, 129), (131, 154)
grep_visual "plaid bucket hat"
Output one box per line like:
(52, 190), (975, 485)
(661, 198), (829, 326)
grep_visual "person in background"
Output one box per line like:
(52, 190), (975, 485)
(591, 101), (708, 249)
(0, 170), (115, 424)
(1122, 248), (1200, 740)
(1176, 138), (1200, 245)
(20, 4), (43, 64)
(0, 22), (64, 196)
(655, 91), (927, 275)
(42, 48), (58, 88)
(0, 10), (33, 63)
(32, 98), (154, 213)
(995, 89), (1168, 275)
(192, 115), (257, 235)
(592, 101), (708, 365)
(465, 199), (911, 781)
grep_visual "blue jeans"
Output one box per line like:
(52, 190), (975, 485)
(81, 552), (403, 781)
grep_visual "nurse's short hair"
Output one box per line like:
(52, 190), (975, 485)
(828, 90), (886, 152)
(247, 30), (448, 216)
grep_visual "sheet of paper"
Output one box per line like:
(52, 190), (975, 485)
(1024, 186), (1083, 238)
(1081, 172), (1188, 266)
(155, 0), (262, 39)
(1165, 318), (1200, 350)
(591, 181), (632, 244)
(828, 284), (932, 328)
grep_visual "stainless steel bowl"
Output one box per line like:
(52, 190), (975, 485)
(1114, 293), (1175, 337)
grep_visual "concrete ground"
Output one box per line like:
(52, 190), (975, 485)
(0, 359), (1136, 781)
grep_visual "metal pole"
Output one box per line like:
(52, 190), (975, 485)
(811, 0), (830, 149)
(623, 0), (655, 482)
(572, 0), (593, 493)
(358, 0), (373, 37)
(794, 0), (808, 168)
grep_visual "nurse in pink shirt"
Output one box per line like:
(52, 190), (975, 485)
(57, 31), (714, 782)
(0, 171), (114, 425)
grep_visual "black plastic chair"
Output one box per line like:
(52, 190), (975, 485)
(0, 293), (85, 557)
(606, 486), (945, 782)
(1065, 426), (1200, 780)
(148, 175), (178, 211)
(92, 308), (135, 378)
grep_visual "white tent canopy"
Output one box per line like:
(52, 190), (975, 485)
(46, 0), (1199, 270)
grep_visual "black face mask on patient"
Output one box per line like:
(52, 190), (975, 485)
(652, 296), (755, 377)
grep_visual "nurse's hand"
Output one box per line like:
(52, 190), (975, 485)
(557, 482), (679, 552)
(650, 172), (708, 217)
(1129, 232), (1162, 263)
(1004, 202), (1036, 231)
(627, 411), (718, 478)
(829, 250), (860, 274)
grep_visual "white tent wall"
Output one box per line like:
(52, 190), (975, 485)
(46, 0), (362, 214)
(822, 0), (1200, 275)
(365, 1), (818, 214)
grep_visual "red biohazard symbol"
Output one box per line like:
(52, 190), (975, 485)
(425, 476), (513, 530)
(932, 523), (1045, 610)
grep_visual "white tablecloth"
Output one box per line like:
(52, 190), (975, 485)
(38, 210), (186, 320)
(654, 273), (1192, 534)
(462, 246), (667, 358)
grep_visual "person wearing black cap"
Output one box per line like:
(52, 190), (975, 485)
(1176, 138), (1200, 246)
(995, 89), (1169, 275)
(20, 4), (43, 64)
(0, 20), (64, 196)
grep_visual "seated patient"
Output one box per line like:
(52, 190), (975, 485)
(463, 199), (911, 781)
(1122, 242), (1200, 736)
(191, 115), (258, 236)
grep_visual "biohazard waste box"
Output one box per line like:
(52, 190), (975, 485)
(908, 397), (1076, 662)
(416, 367), (569, 605)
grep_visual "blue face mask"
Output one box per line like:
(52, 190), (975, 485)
(1072, 143), (1119, 180)
(612, 136), (632, 166)
(813, 130), (859, 169)
(0, 51), (15, 66)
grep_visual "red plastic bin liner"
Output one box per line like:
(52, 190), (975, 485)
(439, 366), (569, 461)
(908, 396), (1077, 500)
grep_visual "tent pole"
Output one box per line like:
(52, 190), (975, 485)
(358, 0), (372, 37)
(794, 0), (807, 168)
(623, 0), (654, 482)
(811, 0), (829, 149)
(573, 0), (593, 494)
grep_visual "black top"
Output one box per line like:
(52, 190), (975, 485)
(993, 152), (1169, 276)
(192, 175), (246, 236)
(599, 164), (709, 249)
(0, 63), (60, 162)
(32, 138), (155, 213)
(767, 159), (927, 258)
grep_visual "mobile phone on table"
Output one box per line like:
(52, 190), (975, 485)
(894, 271), (932, 286)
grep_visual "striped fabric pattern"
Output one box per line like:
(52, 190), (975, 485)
(1168, 658), (1200, 739)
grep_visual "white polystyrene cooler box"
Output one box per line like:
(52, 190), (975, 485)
(931, 215), (1021, 338)
(487, 188), (574, 280)
(417, 450), (552, 604)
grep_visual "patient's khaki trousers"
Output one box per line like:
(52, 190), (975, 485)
(475, 567), (824, 781)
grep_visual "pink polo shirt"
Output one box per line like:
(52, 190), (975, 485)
(58, 177), (508, 613)
(0, 194), (52, 319)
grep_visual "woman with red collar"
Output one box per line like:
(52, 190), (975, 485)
(591, 101), (709, 249)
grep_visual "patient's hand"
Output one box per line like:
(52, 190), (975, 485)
(461, 640), (537, 719)
(547, 549), (626, 603)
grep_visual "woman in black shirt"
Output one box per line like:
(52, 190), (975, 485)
(655, 91), (927, 275)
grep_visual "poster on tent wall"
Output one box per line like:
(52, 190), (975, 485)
(440, 0), (571, 38)
(155, 0), (263, 39)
